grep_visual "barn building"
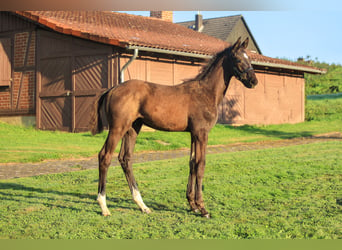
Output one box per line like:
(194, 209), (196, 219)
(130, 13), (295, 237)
(0, 11), (323, 132)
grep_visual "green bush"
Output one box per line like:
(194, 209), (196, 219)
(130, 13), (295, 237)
(305, 93), (342, 121)
(303, 61), (342, 95)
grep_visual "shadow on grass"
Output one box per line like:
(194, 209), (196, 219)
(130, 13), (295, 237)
(307, 93), (342, 100)
(0, 182), (180, 215)
(230, 125), (314, 140)
(81, 131), (108, 138)
(0, 182), (93, 199)
(0, 182), (96, 213)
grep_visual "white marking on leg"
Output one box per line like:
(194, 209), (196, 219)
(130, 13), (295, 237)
(191, 150), (195, 160)
(97, 193), (111, 216)
(132, 188), (151, 214)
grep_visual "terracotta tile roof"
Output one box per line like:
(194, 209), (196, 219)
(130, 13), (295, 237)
(13, 11), (324, 73)
(247, 51), (325, 74)
(14, 11), (228, 56)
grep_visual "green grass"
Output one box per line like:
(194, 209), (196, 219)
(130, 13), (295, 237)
(306, 93), (342, 121)
(0, 94), (341, 163)
(0, 123), (105, 163)
(0, 141), (341, 239)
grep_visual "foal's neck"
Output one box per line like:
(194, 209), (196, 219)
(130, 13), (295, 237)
(202, 58), (233, 107)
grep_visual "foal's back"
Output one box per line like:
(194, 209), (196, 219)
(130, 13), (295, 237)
(108, 79), (204, 132)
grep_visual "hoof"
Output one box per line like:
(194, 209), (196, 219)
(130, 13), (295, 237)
(142, 207), (151, 214)
(200, 208), (210, 218)
(192, 208), (200, 213)
(202, 213), (211, 219)
(102, 211), (111, 216)
(189, 203), (200, 213)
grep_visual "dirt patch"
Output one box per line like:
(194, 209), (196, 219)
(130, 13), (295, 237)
(155, 140), (171, 146)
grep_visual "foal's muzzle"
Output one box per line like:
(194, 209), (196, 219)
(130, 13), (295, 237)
(234, 67), (258, 88)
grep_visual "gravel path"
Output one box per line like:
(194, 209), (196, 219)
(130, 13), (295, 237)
(0, 132), (340, 179)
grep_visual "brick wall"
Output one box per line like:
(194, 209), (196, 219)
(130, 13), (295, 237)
(0, 31), (36, 114)
(0, 91), (10, 109)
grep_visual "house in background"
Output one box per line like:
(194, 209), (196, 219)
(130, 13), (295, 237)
(0, 11), (323, 132)
(178, 13), (262, 54)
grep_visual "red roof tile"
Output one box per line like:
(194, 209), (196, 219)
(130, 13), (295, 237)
(13, 11), (324, 73)
(14, 11), (228, 55)
(248, 51), (325, 74)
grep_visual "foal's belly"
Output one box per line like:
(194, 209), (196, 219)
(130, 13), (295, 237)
(140, 102), (188, 132)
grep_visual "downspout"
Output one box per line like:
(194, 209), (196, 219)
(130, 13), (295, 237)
(120, 48), (139, 83)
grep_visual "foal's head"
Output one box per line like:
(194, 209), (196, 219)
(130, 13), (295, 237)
(227, 37), (258, 88)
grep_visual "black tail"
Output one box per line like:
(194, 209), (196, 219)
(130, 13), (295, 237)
(90, 89), (110, 135)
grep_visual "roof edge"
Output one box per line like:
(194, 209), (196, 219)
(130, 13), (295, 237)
(126, 45), (212, 59)
(251, 60), (326, 74)
(127, 45), (325, 74)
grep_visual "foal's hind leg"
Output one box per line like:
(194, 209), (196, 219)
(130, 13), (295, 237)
(118, 121), (151, 214)
(97, 129), (124, 216)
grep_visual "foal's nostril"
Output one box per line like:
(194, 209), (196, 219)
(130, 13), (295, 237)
(250, 77), (258, 87)
(248, 78), (258, 89)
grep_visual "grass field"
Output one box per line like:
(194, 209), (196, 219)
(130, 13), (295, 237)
(0, 94), (341, 239)
(0, 94), (341, 163)
(0, 141), (341, 239)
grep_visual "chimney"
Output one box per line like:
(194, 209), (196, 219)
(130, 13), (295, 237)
(150, 11), (173, 22)
(195, 13), (203, 32)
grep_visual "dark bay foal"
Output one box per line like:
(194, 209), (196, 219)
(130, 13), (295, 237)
(90, 37), (258, 218)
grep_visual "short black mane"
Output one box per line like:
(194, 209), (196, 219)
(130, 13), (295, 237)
(193, 46), (232, 81)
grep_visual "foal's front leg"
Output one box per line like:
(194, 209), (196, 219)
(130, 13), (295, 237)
(194, 132), (210, 218)
(187, 131), (210, 218)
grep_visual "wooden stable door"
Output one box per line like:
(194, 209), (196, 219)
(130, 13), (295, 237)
(37, 30), (113, 132)
(39, 57), (72, 131)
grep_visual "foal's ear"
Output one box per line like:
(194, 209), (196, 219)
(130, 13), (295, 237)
(241, 37), (249, 49)
(232, 37), (241, 52)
